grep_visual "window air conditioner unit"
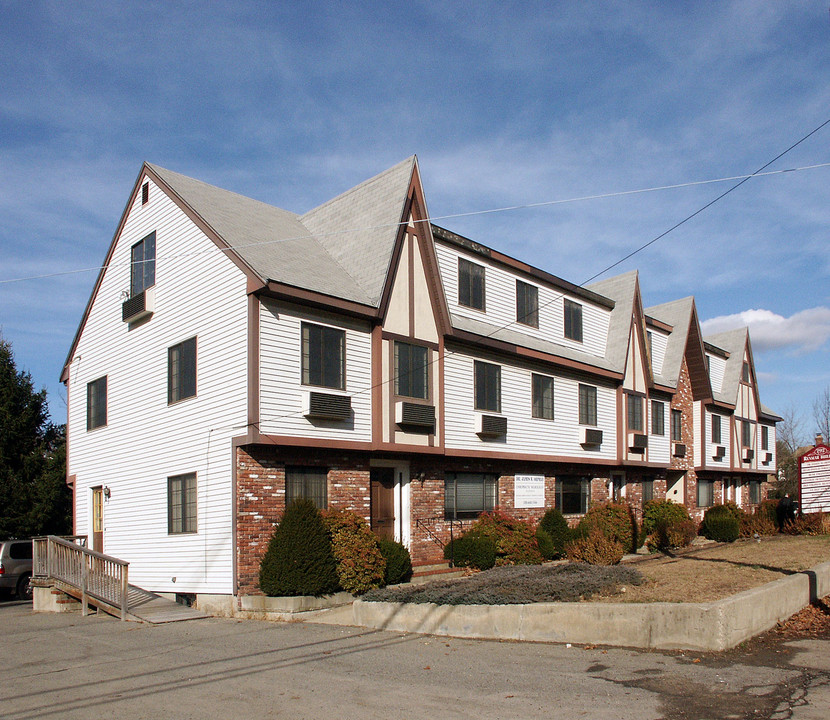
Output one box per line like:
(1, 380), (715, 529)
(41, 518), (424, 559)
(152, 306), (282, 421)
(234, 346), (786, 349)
(395, 401), (435, 430)
(581, 428), (603, 446)
(743, 448), (754, 463)
(763, 452), (773, 464)
(672, 442), (686, 458)
(476, 413), (507, 438)
(302, 391), (351, 420)
(628, 433), (648, 453)
(713, 446), (726, 460)
(122, 286), (155, 323)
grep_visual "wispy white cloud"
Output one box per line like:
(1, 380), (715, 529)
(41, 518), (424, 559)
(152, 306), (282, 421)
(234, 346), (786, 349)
(701, 307), (830, 353)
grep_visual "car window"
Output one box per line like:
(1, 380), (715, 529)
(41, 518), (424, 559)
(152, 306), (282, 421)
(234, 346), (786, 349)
(9, 542), (32, 560)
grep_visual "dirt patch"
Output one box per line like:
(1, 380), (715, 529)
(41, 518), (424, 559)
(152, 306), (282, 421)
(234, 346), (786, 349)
(600, 535), (830, 603)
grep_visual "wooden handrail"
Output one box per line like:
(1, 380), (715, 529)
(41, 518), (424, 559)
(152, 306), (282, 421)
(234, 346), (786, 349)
(32, 535), (130, 621)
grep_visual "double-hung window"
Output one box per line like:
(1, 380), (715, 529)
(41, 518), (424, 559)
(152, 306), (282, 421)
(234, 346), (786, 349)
(168, 473), (197, 534)
(444, 472), (497, 519)
(516, 280), (539, 327)
(564, 299), (583, 342)
(130, 231), (156, 297)
(531, 373), (554, 420)
(168, 337), (197, 404)
(285, 466), (328, 509)
(301, 322), (345, 390)
(711, 414), (722, 444)
(86, 376), (107, 430)
(761, 425), (769, 451)
(741, 420), (751, 447)
(578, 384), (597, 426)
(651, 400), (665, 435)
(458, 258), (485, 311)
(697, 479), (714, 508)
(394, 342), (428, 399)
(671, 409), (682, 442)
(474, 361), (501, 412)
(748, 480), (761, 504)
(627, 395), (644, 432)
(556, 476), (590, 514)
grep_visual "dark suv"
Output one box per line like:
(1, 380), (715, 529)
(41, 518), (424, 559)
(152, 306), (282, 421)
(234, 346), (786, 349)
(0, 539), (33, 600)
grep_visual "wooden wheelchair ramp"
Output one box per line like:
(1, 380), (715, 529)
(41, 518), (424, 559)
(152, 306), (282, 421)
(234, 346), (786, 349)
(33, 535), (209, 623)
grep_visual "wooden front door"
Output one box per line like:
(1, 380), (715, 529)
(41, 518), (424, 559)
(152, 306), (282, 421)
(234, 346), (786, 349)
(370, 468), (395, 540)
(92, 487), (104, 553)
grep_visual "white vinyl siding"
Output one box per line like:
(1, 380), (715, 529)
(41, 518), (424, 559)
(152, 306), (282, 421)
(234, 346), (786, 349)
(443, 349), (617, 459)
(759, 423), (776, 468)
(705, 409), (731, 468)
(707, 353), (726, 395)
(259, 300), (372, 441)
(649, 330), (669, 377)
(649, 399), (670, 464)
(435, 243), (610, 359)
(67, 176), (248, 595)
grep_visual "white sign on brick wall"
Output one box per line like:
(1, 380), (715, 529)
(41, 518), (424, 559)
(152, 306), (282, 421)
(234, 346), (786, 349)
(514, 474), (545, 509)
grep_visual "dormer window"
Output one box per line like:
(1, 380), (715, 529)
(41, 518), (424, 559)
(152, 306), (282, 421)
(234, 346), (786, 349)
(564, 299), (583, 342)
(130, 231), (156, 297)
(458, 257), (485, 311)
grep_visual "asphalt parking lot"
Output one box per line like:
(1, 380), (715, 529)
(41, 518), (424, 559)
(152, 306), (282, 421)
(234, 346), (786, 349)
(2, 598), (829, 720)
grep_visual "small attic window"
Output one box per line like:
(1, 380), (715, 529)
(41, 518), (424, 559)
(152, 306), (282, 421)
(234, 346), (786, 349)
(141, 182), (149, 205)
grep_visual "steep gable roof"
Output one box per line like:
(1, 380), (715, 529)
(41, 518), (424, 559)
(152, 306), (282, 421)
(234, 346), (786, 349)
(148, 161), (422, 307)
(587, 270), (639, 373)
(704, 327), (750, 405)
(301, 156), (416, 306)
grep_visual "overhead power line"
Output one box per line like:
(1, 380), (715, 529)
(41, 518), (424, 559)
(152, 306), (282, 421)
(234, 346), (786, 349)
(2, 160), (829, 286)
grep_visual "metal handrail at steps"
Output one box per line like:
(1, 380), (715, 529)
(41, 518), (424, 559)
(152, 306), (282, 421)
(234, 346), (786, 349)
(33, 535), (129, 621)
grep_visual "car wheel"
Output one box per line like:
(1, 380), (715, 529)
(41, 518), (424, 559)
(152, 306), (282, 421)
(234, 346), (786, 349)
(16, 573), (32, 601)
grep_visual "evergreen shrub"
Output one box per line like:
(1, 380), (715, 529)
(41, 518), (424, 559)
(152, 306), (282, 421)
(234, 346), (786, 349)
(565, 529), (624, 565)
(378, 538), (413, 586)
(701, 504), (740, 542)
(739, 507), (777, 538)
(642, 500), (696, 551)
(539, 508), (572, 558)
(576, 502), (636, 553)
(259, 499), (339, 597)
(444, 533), (497, 570)
(322, 509), (386, 595)
(536, 527), (556, 560)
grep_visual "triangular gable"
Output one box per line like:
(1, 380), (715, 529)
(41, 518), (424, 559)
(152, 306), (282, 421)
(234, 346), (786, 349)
(683, 301), (713, 401)
(378, 158), (451, 339)
(621, 277), (653, 393)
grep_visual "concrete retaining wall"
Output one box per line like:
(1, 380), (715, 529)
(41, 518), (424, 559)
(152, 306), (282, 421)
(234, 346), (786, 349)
(345, 562), (830, 651)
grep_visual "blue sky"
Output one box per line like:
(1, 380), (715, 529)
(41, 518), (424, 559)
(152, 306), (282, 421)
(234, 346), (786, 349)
(1, 1), (829, 438)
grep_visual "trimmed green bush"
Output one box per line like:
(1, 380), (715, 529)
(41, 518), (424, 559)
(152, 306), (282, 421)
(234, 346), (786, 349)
(701, 504), (740, 542)
(577, 502), (636, 553)
(322, 509), (386, 595)
(642, 500), (696, 551)
(444, 533), (497, 570)
(539, 508), (571, 558)
(259, 499), (339, 597)
(535, 527), (556, 560)
(642, 499), (691, 536)
(378, 538), (413, 586)
(565, 529), (624, 565)
(469, 512), (545, 566)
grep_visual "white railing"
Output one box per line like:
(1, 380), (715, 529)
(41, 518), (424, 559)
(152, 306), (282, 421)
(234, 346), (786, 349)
(32, 535), (129, 621)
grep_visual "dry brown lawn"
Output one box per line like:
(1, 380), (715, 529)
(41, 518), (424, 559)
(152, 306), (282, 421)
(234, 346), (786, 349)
(599, 535), (830, 603)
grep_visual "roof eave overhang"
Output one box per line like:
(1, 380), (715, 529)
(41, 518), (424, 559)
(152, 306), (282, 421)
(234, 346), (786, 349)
(448, 329), (622, 380)
(259, 281), (379, 321)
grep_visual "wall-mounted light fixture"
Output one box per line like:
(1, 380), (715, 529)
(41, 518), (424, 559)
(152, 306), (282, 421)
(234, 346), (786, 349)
(103, 486), (111, 499)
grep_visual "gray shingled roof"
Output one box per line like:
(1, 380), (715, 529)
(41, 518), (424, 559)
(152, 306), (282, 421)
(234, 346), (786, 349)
(586, 270), (638, 373)
(703, 327), (749, 405)
(644, 297), (694, 389)
(451, 313), (618, 373)
(149, 158), (416, 306)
